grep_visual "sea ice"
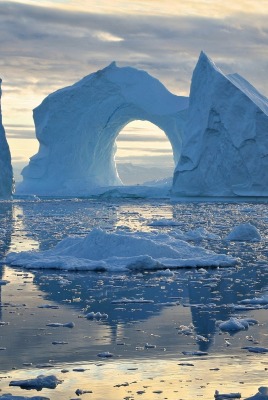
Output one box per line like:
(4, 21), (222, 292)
(242, 346), (268, 353)
(46, 322), (75, 328)
(85, 312), (108, 320)
(240, 295), (268, 306)
(218, 317), (258, 332)
(226, 223), (262, 242)
(97, 352), (113, 358)
(214, 390), (241, 399)
(182, 350), (208, 356)
(9, 375), (62, 390)
(5, 228), (237, 271)
(172, 51), (268, 197)
(245, 387), (268, 399)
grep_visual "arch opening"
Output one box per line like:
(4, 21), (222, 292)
(115, 120), (175, 186)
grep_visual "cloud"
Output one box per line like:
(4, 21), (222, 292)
(0, 1), (267, 137)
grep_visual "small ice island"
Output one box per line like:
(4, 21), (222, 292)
(1, 51), (267, 198)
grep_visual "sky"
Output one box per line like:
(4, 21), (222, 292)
(0, 0), (268, 183)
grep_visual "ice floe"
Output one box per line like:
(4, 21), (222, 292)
(245, 387), (268, 399)
(5, 228), (237, 271)
(9, 375), (62, 390)
(226, 223), (262, 242)
(85, 312), (108, 320)
(242, 346), (268, 353)
(214, 390), (241, 399)
(46, 322), (75, 328)
(217, 317), (258, 332)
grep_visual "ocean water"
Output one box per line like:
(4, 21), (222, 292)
(0, 198), (267, 399)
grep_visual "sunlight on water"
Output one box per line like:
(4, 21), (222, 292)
(0, 358), (267, 400)
(0, 199), (268, 399)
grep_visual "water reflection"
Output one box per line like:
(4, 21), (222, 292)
(0, 201), (13, 321)
(1, 199), (268, 374)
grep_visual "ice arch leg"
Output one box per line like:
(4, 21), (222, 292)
(17, 63), (188, 196)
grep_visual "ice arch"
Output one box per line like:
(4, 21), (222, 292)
(17, 63), (188, 196)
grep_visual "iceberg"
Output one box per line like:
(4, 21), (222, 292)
(0, 79), (13, 198)
(5, 228), (237, 271)
(17, 63), (188, 196)
(172, 52), (268, 197)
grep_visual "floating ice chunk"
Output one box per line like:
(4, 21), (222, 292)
(226, 223), (261, 242)
(240, 295), (268, 305)
(9, 375), (62, 390)
(75, 389), (93, 396)
(218, 318), (247, 332)
(177, 324), (194, 336)
(52, 341), (68, 345)
(195, 335), (209, 342)
(35, 363), (55, 369)
(156, 268), (175, 277)
(35, 364), (55, 369)
(214, 390), (241, 399)
(6, 228), (237, 271)
(97, 352), (113, 358)
(232, 304), (263, 311)
(46, 322), (75, 328)
(242, 346), (268, 353)
(38, 305), (59, 309)
(0, 280), (10, 285)
(218, 317), (258, 332)
(144, 343), (156, 349)
(85, 312), (108, 320)
(182, 351), (208, 356)
(245, 387), (268, 400)
(72, 368), (87, 372)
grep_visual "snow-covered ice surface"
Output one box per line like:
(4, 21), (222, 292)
(0, 197), (268, 399)
(5, 227), (236, 271)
